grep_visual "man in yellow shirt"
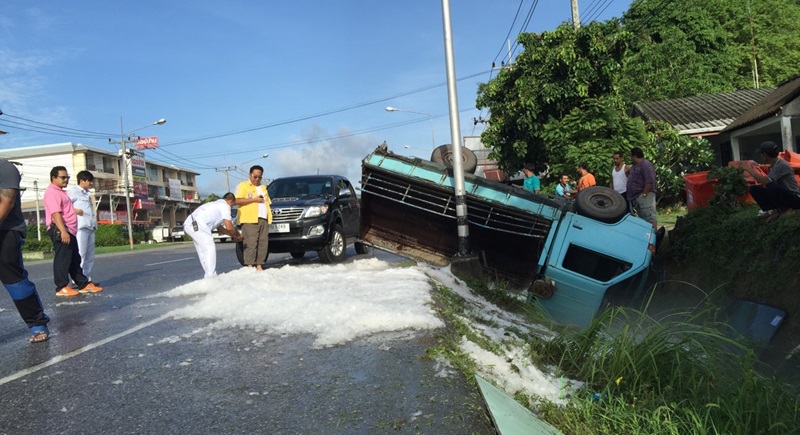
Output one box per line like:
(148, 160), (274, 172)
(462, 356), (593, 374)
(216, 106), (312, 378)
(235, 165), (272, 270)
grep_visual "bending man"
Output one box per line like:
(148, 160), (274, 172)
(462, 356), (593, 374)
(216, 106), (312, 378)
(184, 193), (242, 279)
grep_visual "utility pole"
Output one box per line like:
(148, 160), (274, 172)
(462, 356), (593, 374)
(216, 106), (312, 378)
(571, 0), (581, 29)
(34, 180), (41, 241)
(108, 117), (166, 250)
(216, 166), (237, 193)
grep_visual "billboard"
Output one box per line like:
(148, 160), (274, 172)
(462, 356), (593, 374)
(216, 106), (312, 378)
(136, 136), (159, 150)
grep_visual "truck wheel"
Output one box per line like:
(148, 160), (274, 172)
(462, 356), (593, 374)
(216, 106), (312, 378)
(290, 251), (305, 259)
(318, 224), (346, 263)
(430, 145), (478, 174)
(574, 186), (628, 223)
(354, 242), (370, 255)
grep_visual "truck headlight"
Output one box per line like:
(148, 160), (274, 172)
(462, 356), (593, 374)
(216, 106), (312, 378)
(304, 205), (329, 218)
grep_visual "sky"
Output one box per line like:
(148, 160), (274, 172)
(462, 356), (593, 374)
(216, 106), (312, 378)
(0, 0), (633, 197)
(151, 258), (581, 405)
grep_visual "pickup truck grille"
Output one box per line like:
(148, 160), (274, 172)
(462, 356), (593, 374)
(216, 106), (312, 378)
(271, 207), (304, 223)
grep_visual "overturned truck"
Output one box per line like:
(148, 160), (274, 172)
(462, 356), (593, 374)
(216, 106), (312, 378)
(360, 146), (656, 328)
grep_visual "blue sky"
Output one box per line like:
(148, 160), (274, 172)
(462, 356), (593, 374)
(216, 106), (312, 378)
(0, 1), (632, 196)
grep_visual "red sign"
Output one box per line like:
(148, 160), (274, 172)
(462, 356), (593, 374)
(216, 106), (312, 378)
(135, 136), (159, 150)
(135, 199), (157, 210)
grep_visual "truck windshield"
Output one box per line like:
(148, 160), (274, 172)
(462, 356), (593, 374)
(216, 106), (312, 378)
(562, 244), (632, 282)
(269, 177), (333, 198)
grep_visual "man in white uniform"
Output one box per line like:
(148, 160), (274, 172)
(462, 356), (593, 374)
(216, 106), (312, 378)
(184, 193), (242, 279)
(68, 170), (97, 282)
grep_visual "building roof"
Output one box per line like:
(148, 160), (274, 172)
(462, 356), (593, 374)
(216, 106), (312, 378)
(631, 88), (773, 135)
(0, 142), (199, 174)
(721, 76), (800, 133)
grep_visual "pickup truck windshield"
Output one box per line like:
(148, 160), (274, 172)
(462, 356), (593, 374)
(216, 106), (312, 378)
(269, 177), (333, 198)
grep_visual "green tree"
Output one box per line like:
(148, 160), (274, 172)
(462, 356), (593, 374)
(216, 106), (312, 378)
(540, 97), (647, 186)
(475, 21), (631, 175)
(619, 0), (800, 104)
(643, 121), (715, 204)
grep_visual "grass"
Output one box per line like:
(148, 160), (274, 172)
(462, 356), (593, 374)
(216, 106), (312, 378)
(95, 241), (190, 255)
(428, 273), (800, 435)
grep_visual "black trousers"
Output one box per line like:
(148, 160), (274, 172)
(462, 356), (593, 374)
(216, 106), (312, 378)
(750, 182), (800, 211)
(0, 230), (49, 328)
(48, 226), (89, 291)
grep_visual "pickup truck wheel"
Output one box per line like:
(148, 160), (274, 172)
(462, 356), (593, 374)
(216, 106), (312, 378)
(354, 242), (370, 255)
(574, 186), (628, 223)
(318, 224), (346, 263)
(431, 144), (478, 174)
(290, 251), (305, 259)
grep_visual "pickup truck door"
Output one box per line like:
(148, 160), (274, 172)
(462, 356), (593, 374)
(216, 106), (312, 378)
(537, 213), (654, 329)
(337, 180), (360, 237)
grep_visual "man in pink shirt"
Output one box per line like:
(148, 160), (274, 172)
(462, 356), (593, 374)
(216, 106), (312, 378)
(43, 166), (102, 297)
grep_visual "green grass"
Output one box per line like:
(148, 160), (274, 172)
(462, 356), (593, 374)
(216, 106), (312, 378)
(95, 241), (190, 255)
(429, 275), (799, 435)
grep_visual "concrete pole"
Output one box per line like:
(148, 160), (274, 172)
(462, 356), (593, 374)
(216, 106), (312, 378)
(34, 180), (41, 241)
(121, 117), (135, 250)
(571, 0), (581, 29)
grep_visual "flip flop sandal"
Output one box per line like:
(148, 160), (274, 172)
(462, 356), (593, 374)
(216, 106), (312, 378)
(29, 330), (49, 344)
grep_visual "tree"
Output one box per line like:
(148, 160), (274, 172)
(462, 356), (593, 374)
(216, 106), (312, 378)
(475, 21), (631, 175)
(540, 97), (647, 186)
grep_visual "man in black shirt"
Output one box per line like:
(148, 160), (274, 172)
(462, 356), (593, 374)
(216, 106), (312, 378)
(0, 159), (50, 343)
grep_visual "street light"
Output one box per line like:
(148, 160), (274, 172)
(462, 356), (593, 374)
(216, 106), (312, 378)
(385, 106), (435, 149)
(109, 117), (166, 250)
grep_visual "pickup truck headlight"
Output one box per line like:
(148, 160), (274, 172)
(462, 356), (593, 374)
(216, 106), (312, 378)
(303, 205), (329, 218)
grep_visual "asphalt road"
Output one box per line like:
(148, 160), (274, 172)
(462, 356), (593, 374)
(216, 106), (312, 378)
(0, 243), (492, 435)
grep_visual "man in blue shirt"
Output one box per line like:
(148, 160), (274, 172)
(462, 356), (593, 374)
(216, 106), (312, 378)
(522, 163), (540, 194)
(555, 173), (576, 201)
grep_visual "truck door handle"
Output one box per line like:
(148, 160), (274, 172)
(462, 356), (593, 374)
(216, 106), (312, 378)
(572, 223), (583, 230)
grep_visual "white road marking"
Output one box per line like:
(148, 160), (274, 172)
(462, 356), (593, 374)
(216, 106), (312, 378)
(0, 313), (171, 386)
(145, 258), (194, 266)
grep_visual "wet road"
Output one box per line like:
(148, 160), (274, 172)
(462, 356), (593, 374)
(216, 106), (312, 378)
(0, 243), (492, 434)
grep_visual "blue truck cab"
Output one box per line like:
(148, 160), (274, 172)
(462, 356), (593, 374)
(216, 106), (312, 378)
(360, 146), (655, 329)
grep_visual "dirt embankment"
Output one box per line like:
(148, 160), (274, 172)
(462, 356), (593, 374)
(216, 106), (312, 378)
(658, 208), (800, 376)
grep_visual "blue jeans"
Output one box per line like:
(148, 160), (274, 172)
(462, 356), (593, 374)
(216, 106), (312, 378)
(749, 183), (800, 211)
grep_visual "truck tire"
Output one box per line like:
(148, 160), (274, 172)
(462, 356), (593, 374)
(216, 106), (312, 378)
(235, 240), (269, 267)
(574, 186), (628, 223)
(354, 242), (370, 255)
(290, 251), (305, 259)
(318, 224), (346, 263)
(430, 145), (478, 174)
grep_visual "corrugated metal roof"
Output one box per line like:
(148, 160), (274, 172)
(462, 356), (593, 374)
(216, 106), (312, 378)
(721, 76), (800, 133)
(631, 88), (773, 134)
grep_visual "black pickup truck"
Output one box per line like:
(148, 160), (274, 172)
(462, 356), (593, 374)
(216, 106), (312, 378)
(236, 174), (367, 265)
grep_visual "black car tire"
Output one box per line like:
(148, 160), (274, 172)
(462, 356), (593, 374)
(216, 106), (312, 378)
(235, 240), (269, 267)
(354, 242), (370, 255)
(318, 224), (346, 263)
(573, 186), (628, 223)
(290, 251), (305, 259)
(430, 144), (478, 174)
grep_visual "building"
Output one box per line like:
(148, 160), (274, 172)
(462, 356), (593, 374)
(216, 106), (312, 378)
(721, 76), (800, 160)
(631, 87), (774, 165)
(0, 143), (200, 229)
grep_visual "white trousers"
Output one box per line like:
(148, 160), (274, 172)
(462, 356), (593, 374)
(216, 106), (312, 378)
(76, 228), (96, 281)
(185, 224), (217, 279)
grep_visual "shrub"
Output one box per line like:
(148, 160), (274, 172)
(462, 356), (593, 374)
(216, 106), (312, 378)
(95, 224), (127, 247)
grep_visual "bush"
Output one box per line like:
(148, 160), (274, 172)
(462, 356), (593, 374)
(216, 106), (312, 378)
(22, 237), (53, 253)
(95, 224), (127, 247)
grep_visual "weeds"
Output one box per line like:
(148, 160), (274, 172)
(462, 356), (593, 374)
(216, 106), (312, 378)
(432, 273), (799, 435)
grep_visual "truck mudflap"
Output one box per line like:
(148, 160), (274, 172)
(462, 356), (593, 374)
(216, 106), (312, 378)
(360, 149), (565, 288)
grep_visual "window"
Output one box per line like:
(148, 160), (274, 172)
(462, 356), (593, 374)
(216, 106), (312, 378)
(562, 244), (631, 282)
